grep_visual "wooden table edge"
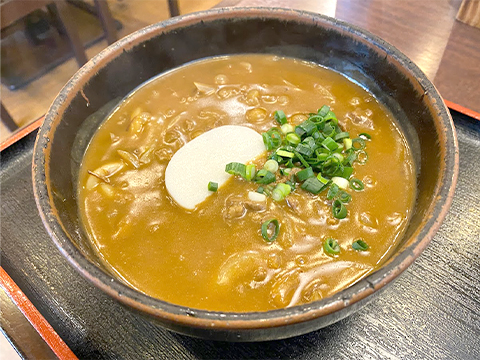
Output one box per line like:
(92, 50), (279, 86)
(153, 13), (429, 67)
(0, 267), (78, 360)
(444, 100), (480, 121)
(1, 117), (45, 152)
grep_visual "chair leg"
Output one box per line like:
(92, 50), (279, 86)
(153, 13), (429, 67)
(93, 0), (117, 45)
(1, 102), (18, 132)
(55, 0), (88, 67)
(168, 0), (180, 17)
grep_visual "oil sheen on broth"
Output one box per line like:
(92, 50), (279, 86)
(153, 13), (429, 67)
(78, 55), (415, 312)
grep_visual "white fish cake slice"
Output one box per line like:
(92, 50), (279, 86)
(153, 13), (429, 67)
(165, 125), (265, 210)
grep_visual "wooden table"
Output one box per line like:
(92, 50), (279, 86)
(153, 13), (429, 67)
(219, 0), (480, 117)
(1, 1), (479, 359)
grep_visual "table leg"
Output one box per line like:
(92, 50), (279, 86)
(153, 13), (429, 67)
(1, 102), (18, 132)
(55, 0), (88, 67)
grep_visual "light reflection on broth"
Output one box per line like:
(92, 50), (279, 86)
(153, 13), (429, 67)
(78, 54), (416, 312)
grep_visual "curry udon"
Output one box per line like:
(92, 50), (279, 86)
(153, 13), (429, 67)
(78, 55), (415, 312)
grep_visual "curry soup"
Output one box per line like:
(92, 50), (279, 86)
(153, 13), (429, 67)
(78, 54), (415, 312)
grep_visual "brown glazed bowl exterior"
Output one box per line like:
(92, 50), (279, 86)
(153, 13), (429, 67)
(32, 7), (458, 341)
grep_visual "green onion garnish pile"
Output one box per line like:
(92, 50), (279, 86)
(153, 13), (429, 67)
(225, 105), (371, 243)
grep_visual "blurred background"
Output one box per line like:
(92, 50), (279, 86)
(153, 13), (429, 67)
(1, 0), (478, 143)
(0, 0), (222, 142)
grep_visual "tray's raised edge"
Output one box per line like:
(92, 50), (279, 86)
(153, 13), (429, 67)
(0, 117), (44, 152)
(444, 100), (480, 122)
(0, 267), (78, 360)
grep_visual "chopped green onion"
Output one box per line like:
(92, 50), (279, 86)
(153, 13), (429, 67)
(334, 132), (350, 141)
(322, 123), (335, 137)
(255, 169), (276, 184)
(262, 128), (282, 150)
(261, 219), (280, 242)
(332, 176), (349, 190)
(301, 177), (325, 194)
(341, 166), (354, 179)
(246, 164), (256, 181)
(359, 132), (372, 140)
(225, 162), (247, 179)
(274, 110), (288, 125)
(278, 182), (292, 195)
(294, 151), (310, 168)
(321, 156), (342, 177)
(349, 178), (365, 191)
(344, 151), (357, 166)
(313, 131), (325, 141)
(295, 119), (317, 137)
(265, 185), (275, 194)
(280, 168), (291, 176)
(285, 179), (296, 190)
(316, 152), (329, 162)
(317, 173), (330, 185)
(343, 138), (352, 150)
(352, 239), (369, 251)
(334, 143), (344, 153)
(337, 190), (352, 203)
(272, 183), (291, 201)
(258, 184), (274, 196)
(295, 143), (314, 157)
(332, 152), (344, 162)
(281, 123), (295, 134)
(356, 150), (368, 164)
(269, 153), (281, 163)
(208, 181), (218, 192)
(321, 137), (339, 151)
(262, 133), (273, 150)
(324, 238), (340, 255)
(276, 149), (295, 158)
(285, 159), (295, 168)
(308, 114), (323, 123)
(286, 133), (301, 145)
(332, 199), (348, 219)
(352, 138), (366, 150)
(296, 167), (314, 181)
(303, 137), (317, 150)
(318, 105), (330, 117)
(264, 159), (279, 173)
(327, 183), (339, 200)
(324, 110), (338, 123)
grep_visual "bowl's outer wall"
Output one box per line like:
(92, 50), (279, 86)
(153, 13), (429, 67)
(33, 8), (457, 341)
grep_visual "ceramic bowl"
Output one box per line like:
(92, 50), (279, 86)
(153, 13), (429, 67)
(33, 7), (458, 341)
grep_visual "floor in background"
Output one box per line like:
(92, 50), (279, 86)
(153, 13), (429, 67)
(0, 0), (221, 142)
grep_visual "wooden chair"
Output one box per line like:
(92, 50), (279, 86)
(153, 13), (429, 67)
(168, 0), (180, 17)
(1, 102), (18, 132)
(0, 0), (117, 130)
(1, 0), (90, 66)
(0, 0), (179, 131)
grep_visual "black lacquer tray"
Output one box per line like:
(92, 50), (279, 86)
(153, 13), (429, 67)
(1, 110), (479, 359)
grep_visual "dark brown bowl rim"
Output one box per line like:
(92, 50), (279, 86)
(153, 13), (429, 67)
(33, 7), (459, 331)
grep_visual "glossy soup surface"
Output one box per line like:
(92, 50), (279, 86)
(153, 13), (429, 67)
(78, 55), (415, 312)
